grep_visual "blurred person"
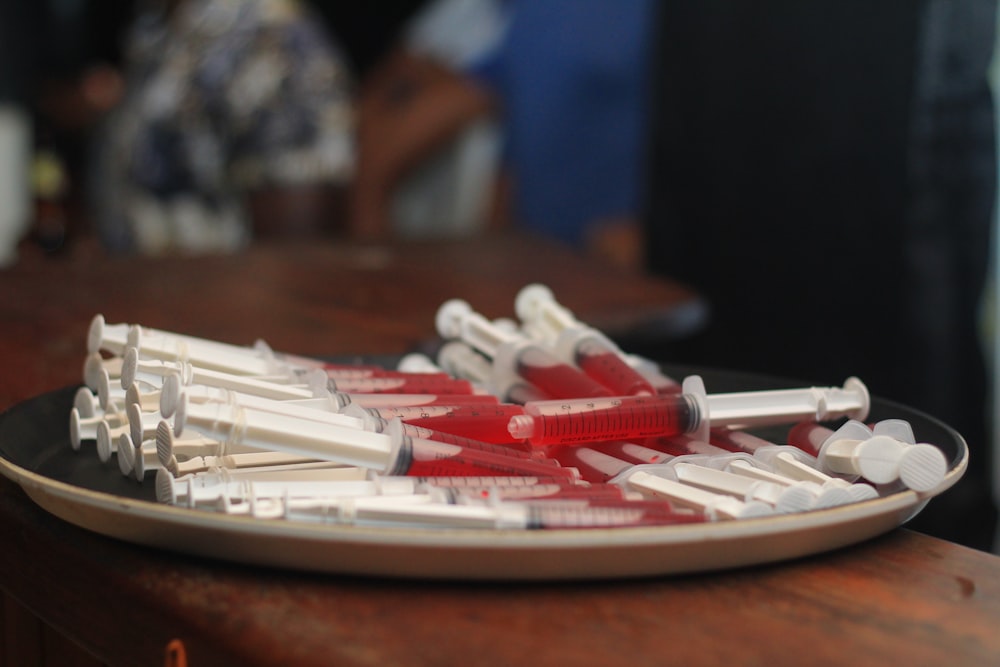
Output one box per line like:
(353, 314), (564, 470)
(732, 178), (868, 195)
(91, 0), (354, 254)
(350, 0), (655, 268)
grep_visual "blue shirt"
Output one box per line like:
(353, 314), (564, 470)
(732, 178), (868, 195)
(471, 0), (656, 245)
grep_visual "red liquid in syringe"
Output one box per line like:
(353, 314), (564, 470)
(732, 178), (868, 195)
(785, 422), (828, 458)
(397, 421), (541, 458)
(572, 338), (656, 396)
(513, 346), (614, 399)
(339, 392), (499, 408)
(369, 404), (529, 445)
(508, 394), (700, 446)
(399, 437), (579, 479)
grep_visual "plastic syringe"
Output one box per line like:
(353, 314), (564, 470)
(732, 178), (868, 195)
(172, 402), (580, 479)
(343, 404), (542, 458)
(436, 340), (550, 403)
(787, 419), (948, 492)
(554, 447), (777, 521)
(119, 347), (320, 402)
(223, 491), (702, 530)
(706, 428), (878, 506)
(551, 440), (818, 513)
(507, 376), (871, 446)
(320, 372), (481, 396)
(355, 403), (529, 445)
(514, 284), (657, 396)
(436, 299), (614, 399)
(330, 390), (500, 410)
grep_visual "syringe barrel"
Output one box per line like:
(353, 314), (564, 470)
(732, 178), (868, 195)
(496, 342), (615, 400)
(556, 328), (656, 396)
(393, 403), (529, 445)
(509, 393), (700, 446)
(395, 436), (580, 479)
(179, 401), (396, 471)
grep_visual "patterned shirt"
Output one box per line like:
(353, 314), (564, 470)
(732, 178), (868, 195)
(94, 0), (354, 253)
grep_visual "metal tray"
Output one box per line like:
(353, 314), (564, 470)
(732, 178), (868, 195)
(0, 365), (967, 581)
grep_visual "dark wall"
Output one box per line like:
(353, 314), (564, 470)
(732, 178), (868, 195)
(643, 1), (997, 549)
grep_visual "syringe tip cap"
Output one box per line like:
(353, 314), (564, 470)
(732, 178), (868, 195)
(507, 414), (535, 440)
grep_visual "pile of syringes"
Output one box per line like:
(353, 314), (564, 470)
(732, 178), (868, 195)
(71, 283), (951, 530)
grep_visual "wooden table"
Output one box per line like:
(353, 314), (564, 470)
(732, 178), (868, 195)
(1, 235), (998, 666)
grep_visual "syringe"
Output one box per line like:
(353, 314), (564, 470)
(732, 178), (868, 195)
(707, 428), (879, 504)
(506, 376), (871, 446)
(119, 347), (320, 402)
(552, 440), (818, 513)
(216, 490), (701, 530)
(172, 402), (580, 479)
(331, 390), (500, 410)
(589, 440), (674, 465)
(342, 404), (543, 459)
(323, 373), (482, 396)
(436, 299), (615, 399)
(437, 340), (550, 403)
(514, 284), (657, 396)
(787, 420), (948, 492)
(355, 403), (529, 445)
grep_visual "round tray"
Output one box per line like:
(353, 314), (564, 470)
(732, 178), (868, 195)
(0, 365), (967, 581)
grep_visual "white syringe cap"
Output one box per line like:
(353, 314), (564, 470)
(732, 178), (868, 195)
(82, 354), (104, 392)
(155, 468), (178, 505)
(117, 432), (136, 476)
(435, 298), (473, 339)
(897, 443), (948, 493)
(74, 387), (98, 418)
(68, 408), (84, 451)
(159, 373), (182, 418)
(514, 283), (582, 339)
(853, 435), (906, 484)
(817, 419), (873, 477)
(513, 283), (556, 322)
(95, 420), (117, 463)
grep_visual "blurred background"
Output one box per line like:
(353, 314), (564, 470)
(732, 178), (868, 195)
(1, 0), (998, 553)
